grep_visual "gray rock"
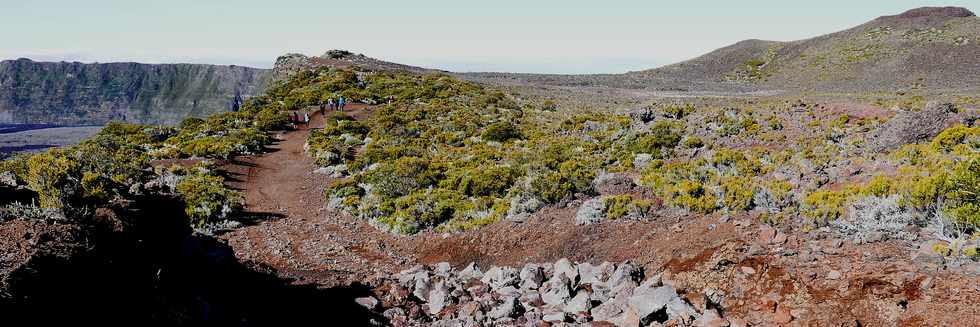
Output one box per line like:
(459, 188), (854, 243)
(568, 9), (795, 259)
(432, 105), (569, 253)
(607, 261), (643, 290)
(540, 275), (573, 306)
(576, 197), (608, 225)
(629, 284), (699, 325)
(495, 285), (521, 297)
(434, 262), (453, 276)
(593, 172), (636, 196)
(382, 307), (407, 321)
(488, 297), (521, 319)
(628, 284), (675, 323)
(459, 262), (484, 280)
(0, 171), (18, 187)
(869, 102), (958, 152)
(563, 291), (592, 314)
(578, 261), (616, 286)
(520, 290), (544, 308)
(519, 264), (545, 290)
(592, 301), (628, 325)
(354, 296), (379, 310)
(413, 272), (433, 301)
(554, 258), (580, 284)
(542, 310), (568, 323)
(466, 283), (489, 298)
(428, 281), (451, 315)
(481, 266), (519, 289)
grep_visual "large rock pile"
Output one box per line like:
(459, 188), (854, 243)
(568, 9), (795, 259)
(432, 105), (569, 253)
(364, 259), (730, 326)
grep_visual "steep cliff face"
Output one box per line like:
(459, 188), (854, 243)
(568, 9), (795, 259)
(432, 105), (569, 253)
(0, 59), (271, 125)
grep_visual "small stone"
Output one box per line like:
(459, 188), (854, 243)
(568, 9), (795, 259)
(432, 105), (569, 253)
(354, 296), (379, 310)
(827, 270), (842, 280)
(741, 266), (756, 275)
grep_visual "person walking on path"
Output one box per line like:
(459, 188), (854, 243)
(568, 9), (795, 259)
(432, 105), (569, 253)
(303, 111), (310, 126)
(327, 98), (335, 112)
(338, 96), (346, 112)
(319, 101), (325, 116)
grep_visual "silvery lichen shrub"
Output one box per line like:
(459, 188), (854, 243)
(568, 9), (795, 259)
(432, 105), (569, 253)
(832, 195), (917, 243)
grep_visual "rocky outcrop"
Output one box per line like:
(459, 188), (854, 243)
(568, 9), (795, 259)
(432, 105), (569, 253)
(270, 50), (441, 83)
(868, 102), (958, 152)
(0, 59), (270, 125)
(369, 260), (717, 326)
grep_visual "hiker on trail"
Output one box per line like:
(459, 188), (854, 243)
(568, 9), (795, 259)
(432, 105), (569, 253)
(290, 111), (298, 124)
(327, 98), (335, 111)
(319, 101), (325, 116)
(303, 111), (310, 126)
(338, 96), (346, 111)
(387, 95), (395, 104)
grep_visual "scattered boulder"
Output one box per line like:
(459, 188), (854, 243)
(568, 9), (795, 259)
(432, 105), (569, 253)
(593, 172), (636, 196)
(869, 101), (958, 152)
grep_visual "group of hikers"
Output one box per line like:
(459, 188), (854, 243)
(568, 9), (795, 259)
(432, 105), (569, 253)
(290, 95), (347, 126)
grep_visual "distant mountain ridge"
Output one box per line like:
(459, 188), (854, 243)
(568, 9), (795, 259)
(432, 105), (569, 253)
(0, 59), (270, 125)
(462, 6), (980, 93)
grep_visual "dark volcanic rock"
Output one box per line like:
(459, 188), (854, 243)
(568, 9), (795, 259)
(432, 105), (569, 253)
(869, 102), (958, 152)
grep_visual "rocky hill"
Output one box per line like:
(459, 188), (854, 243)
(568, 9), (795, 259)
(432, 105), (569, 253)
(271, 50), (442, 83)
(0, 59), (270, 125)
(463, 7), (980, 93)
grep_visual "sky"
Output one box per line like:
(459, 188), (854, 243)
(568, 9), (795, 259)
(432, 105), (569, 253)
(0, 1), (977, 74)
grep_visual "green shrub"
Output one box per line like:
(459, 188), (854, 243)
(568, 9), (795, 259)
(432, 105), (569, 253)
(683, 136), (705, 149)
(720, 177), (754, 211)
(482, 121), (521, 142)
(672, 180), (718, 214)
(803, 190), (848, 223)
(604, 195), (653, 220)
(530, 172), (574, 204)
(628, 121), (681, 156)
(944, 156), (980, 228)
(175, 172), (243, 227)
(664, 104), (694, 119)
(25, 150), (79, 209)
(445, 165), (517, 197)
(364, 157), (438, 197)
(932, 125), (978, 151)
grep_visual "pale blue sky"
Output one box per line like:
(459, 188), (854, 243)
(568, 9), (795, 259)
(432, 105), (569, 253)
(0, 1), (976, 73)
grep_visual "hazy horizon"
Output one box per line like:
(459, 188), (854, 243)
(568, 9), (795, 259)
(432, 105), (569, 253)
(1, 1), (977, 74)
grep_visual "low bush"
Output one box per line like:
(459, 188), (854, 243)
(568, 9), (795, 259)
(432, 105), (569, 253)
(803, 190), (848, 224)
(175, 169), (243, 228)
(482, 121), (521, 142)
